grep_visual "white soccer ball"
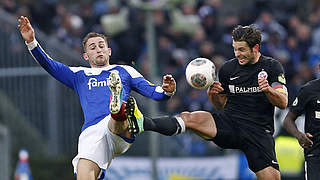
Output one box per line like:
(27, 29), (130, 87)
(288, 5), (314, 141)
(185, 58), (216, 90)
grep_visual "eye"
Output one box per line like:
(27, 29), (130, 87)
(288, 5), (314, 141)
(89, 45), (96, 50)
(239, 48), (246, 52)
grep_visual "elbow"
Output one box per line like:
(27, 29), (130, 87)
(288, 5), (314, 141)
(277, 100), (288, 109)
(276, 93), (288, 109)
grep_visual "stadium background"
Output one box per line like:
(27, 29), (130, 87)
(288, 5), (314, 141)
(0, 0), (318, 179)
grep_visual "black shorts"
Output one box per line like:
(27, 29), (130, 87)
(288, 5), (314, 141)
(305, 155), (320, 180)
(211, 112), (279, 173)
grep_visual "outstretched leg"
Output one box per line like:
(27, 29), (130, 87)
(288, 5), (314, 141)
(125, 96), (184, 136)
(125, 96), (144, 133)
(127, 100), (217, 140)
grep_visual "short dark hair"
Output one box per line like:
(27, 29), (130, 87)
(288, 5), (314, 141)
(232, 25), (261, 49)
(82, 32), (108, 52)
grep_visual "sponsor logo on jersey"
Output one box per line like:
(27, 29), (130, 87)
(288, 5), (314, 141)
(230, 76), (240, 80)
(271, 160), (278, 164)
(315, 111), (320, 119)
(292, 97), (298, 106)
(278, 74), (286, 84)
(258, 70), (268, 79)
(87, 78), (107, 90)
(229, 85), (262, 93)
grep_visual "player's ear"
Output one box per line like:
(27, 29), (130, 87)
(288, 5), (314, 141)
(83, 52), (89, 61)
(253, 44), (260, 51)
(108, 48), (111, 56)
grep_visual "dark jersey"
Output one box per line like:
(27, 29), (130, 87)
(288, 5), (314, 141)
(218, 55), (286, 133)
(290, 79), (320, 156)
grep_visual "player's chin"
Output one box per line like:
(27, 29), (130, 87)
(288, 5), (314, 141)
(238, 59), (247, 65)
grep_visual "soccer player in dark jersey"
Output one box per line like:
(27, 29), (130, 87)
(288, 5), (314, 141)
(283, 77), (320, 180)
(128, 25), (288, 180)
(18, 16), (176, 180)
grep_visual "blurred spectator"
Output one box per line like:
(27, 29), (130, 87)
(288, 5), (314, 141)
(170, 2), (201, 37)
(100, 3), (129, 37)
(14, 149), (33, 180)
(255, 11), (287, 42)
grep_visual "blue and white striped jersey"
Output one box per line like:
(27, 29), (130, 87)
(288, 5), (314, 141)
(26, 39), (170, 132)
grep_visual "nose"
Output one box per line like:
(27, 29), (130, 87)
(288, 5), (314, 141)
(96, 46), (102, 52)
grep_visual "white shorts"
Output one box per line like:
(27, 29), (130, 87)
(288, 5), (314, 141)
(72, 115), (134, 175)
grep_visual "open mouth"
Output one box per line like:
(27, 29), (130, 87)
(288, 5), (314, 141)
(238, 58), (246, 63)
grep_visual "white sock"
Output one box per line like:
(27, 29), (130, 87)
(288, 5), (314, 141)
(173, 116), (186, 135)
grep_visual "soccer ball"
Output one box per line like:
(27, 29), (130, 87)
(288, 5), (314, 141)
(185, 58), (216, 90)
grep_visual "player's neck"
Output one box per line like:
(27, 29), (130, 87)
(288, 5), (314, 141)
(90, 63), (110, 68)
(251, 52), (261, 64)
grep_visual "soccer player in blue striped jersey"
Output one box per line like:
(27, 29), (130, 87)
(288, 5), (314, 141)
(18, 16), (176, 180)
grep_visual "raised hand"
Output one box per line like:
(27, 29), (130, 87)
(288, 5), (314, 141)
(18, 16), (35, 43)
(207, 81), (224, 95)
(162, 74), (176, 94)
(258, 77), (271, 92)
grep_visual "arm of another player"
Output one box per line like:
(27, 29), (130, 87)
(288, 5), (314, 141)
(283, 111), (313, 148)
(258, 77), (288, 109)
(161, 74), (176, 96)
(207, 81), (227, 110)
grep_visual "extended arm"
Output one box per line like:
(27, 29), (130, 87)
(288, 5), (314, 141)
(283, 111), (313, 148)
(129, 69), (176, 100)
(18, 16), (76, 89)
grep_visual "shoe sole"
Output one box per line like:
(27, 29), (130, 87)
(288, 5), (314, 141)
(125, 97), (139, 133)
(108, 72), (122, 114)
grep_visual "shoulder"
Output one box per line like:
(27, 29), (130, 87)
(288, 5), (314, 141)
(301, 79), (319, 90)
(260, 55), (282, 68)
(220, 58), (237, 71)
(111, 64), (143, 78)
(69, 66), (90, 73)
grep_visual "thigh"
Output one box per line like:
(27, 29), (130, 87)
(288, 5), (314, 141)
(108, 128), (134, 156)
(77, 158), (100, 180)
(210, 113), (240, 149)
(242, 129), (279, 173)
(180, 111), (217, 139)
(305, 156), (320, 180)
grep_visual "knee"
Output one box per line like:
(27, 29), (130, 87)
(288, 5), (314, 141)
(179, 111), (193, 125)
(256, 167), (281, 180)
(179, 111), (210, 127)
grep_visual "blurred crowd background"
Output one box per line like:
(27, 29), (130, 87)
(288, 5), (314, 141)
(1, 0), (319, 179)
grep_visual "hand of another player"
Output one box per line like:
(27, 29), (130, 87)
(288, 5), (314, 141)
(297, 132), (313, 148)
(162, 74), (176, 93)
(207, 81), (224, 95)
(18, 16), (35, 43)
(258, 77), (271, 92)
